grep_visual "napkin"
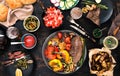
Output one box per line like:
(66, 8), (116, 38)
(0, 0), (33, 27)
(108, 13), (120, 40)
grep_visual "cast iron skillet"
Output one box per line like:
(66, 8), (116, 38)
(42, 30), (87, 74)
(2, 51), (34, 76)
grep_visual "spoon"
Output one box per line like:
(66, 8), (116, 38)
(11, 42), (25, 45)
(99, 27), (107, 32)
(66, 16), (86, 32)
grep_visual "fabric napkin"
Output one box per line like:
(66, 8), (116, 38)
(0, 0), (33, 27)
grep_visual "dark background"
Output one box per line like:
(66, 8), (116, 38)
(0, 0), (120, 76)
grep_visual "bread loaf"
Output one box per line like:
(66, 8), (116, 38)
(20, 0), (36, 5)
(0, 3), (8, 22)
(5, 0), (23, 10)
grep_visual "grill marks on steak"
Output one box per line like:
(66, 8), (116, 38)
(70, 36), (83, 64)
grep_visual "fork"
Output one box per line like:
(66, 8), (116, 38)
(66, 16), (86, 32)
(37, 0), (46, 12)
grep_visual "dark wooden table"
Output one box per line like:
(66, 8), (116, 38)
(0, 0), (120, 76)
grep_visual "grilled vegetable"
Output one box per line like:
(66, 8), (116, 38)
(81, 0), (108, 10)
(48, 59), (63, 72)
(91, 52), (112, 72)
(57, 50), (70, 63)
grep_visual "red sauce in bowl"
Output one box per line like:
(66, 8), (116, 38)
(24, 35), (35, 48)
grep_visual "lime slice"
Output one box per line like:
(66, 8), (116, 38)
(103, 36), (118, 50)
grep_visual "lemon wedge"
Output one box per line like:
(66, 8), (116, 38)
(15, 68), (22, 76)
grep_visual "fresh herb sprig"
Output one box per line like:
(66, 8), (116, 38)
(81, 0), (108, 10)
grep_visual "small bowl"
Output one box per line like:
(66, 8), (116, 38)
(93, 28), (102, 38)
(21, 33), (37, 49)
(70, 7), (83, 19)
(103, 36), (118, 50)
(6, 26), (19, 39)
(23, 15), (40, 32)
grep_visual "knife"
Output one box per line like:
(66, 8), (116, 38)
(70, 25), (96, 42)
(0, 34), (4, 37)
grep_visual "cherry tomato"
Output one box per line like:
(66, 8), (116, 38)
(43, 7), (63, 28)
(54, 46), (59, 52)
(45, 45), (57, 60)
(57, 32), (62, 39)
(64, 37), (71, 44)
(47, 45), (54, 52)
(66, 44), (71, 51)
(48, 55), (56, 60)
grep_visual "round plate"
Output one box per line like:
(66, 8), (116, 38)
(100, 0), (113, 24)
(42, 30), (87, 74)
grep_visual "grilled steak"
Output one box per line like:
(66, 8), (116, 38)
(70, 36), (83, 64)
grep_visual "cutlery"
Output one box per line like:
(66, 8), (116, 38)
(37, 0), (46, 12)
(11, 42), (25, 45)
(70, 25), (96, 42)
(15, 55), (27, 61)
(0, 34), (4, 37)
(66, 16), (86, 32)
(2, 55), (31, 66)
(99, 27), (107, 32)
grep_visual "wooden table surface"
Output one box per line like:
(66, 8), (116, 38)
(0, 0), (120, 76)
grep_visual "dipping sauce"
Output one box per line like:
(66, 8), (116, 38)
(6, 27), (19, 39)
(70, 7), (82, 19)
(24, 36), (35, 48)
(103, 36), (118, 50)
(21, 33), (36, 49)
(93, 28), (102, 38)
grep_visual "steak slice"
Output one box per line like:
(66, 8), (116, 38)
(87, 8), (100, 26)
(70, 36), (83, 64)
